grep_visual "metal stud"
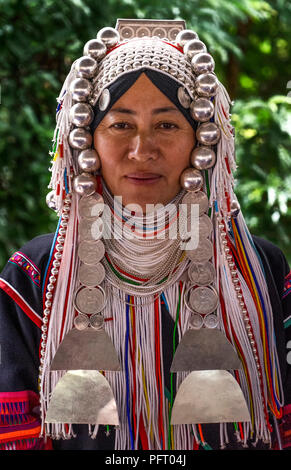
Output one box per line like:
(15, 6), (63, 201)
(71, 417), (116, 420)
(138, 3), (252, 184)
(196, 122), (221, 145)
(83, 39), (107, 60)
(184, 39), (207, 59)
(191, 146), (216, 170)
(97, 27), (120, 48)
(176, 29), (198, 48)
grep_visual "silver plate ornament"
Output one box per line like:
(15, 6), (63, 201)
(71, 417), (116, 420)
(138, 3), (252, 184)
(181, 191), (209, 216)
(79, 217), (103, 241)
(188, 261), (216, 286)
(45, 370), (119, 425)
(177, 87), (191, 108)
(186, 238), (213, 263)
(170, 328), (242, 372)
(50, 328), (121, 371)
(78, 240), (105, 265)
(79, 193), (104, 218)
(79, 262), (105, 287)
(170, 370), (250, 424)
(189, 286), (218, 315)
(75, 286), (106, 315)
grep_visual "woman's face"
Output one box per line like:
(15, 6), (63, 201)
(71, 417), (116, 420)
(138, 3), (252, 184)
(94, 73), (195, 212)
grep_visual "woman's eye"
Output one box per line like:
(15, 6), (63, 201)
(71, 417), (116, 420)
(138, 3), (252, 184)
(110, 122), (131, 129)
(158, 122), (178, 130)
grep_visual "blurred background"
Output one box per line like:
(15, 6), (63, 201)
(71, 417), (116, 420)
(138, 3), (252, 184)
(0, 0), (290, 269)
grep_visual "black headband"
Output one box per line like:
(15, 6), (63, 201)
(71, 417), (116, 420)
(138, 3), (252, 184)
(90, 68), (198, 133)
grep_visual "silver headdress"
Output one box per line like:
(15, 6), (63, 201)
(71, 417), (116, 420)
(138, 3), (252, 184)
(40, 19), (283, 449)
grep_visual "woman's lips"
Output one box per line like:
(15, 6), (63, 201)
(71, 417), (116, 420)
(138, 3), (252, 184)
(125, 173), (162, 185)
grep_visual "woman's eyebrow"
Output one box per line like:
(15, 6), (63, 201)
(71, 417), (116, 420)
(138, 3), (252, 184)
(109, 106), (179, 115)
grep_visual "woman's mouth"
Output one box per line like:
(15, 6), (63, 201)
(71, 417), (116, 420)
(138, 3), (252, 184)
(125, 173), (162, 185)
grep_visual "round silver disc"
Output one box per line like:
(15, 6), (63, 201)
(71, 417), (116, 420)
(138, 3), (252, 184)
(181, 191), (209, 216)
(204, 313), (219, 329)
(78, 240), (105, 265)
(186, 238), (213, 263)
(188, 261), (216, 286)
(177, 87), (191, 109)
(189, 286), (219, 315)
(99, 89), (111, 111)
(198, 214), (213, 238)
(90, 313), (104, 330)
(79, 193), (104, 218)
(78, 262), (105, 287)
(79, 217), (103, 241)
(74, 313), (90, 330)
(75, 286), (106, 314)
(189, 313), (204, 329)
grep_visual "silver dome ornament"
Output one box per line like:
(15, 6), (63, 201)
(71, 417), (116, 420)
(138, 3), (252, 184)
(190, 97), (214, 122)
(98, 89), (111, 111)
(73, 173), (97, 196)
(196, 122), (221, 145)
(75, 56), (98, 79)
(83, 39), (107, 60)
(69, 103), (94, 128)
(191, 146), (216, 170)
(191, 52), (215, 75)
(196, 73), (219, 97)
(69, 128), (93, 150)
(78, 149), (101, 173)
(230, 200), (241, 218)
(177, 87), (191, 109)
(180, 168), (204, 192)
(184, 39), (207, 59)
(69, 78), (92, 102)
(176, 29), (198, 48)
(97, 27), (120, 48)
(46, 190), (57, 211)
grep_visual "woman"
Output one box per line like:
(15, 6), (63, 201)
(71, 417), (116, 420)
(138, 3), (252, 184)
(0, 19), (291, 451)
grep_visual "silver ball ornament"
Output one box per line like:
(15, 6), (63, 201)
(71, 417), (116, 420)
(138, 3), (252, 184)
(69, 103), (94, 127)
(68, 128), (92, 150)
(75, 56), (98, 79)
(78, 149), (101, 173)
(196, 122), (221, 145)
(180, 168), (204, 192)
(191, 146), (216, 170)
(73, 173), (97, 196)
(191, 52), (215, 75)
(196, 73), (219, 97)
(83, 39), (107, 60)
(97, 27), (120, 48)
(230, 200), (241, 218)
(46, 190), (57, 211)
(176, 29), (198, 48)
(69, 78), (92, 102)
(184, 39), (207, 59)
(190, 97), (214, 122)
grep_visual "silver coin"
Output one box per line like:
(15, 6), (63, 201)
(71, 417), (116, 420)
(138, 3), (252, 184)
(183, 213), (213, 241)
(204, 313), (219, 329)
(90, 313), (104, 330)
(198, 214), (213, 238)
(188, 261), (216, 286)
(185, 238), (213, 262)
(79, 262), (105, 287)
(79, 217), (103, 241)
(189, 313), (204, 329)
(74, 314), (89, 330)
(79, 193), (104, 218)
(189, 286), (219, 315)
(181, 191), (209, 216)
(78, 240), (105, 265)
(75, 286), (105, 314)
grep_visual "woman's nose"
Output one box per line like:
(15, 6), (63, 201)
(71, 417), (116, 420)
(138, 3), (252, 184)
(127, 133), (158, 162)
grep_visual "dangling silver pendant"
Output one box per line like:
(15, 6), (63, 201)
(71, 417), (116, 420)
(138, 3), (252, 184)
(45, 370), (119, 425)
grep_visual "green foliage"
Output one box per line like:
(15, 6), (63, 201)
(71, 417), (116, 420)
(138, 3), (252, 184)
(0, 0), (290, 267)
